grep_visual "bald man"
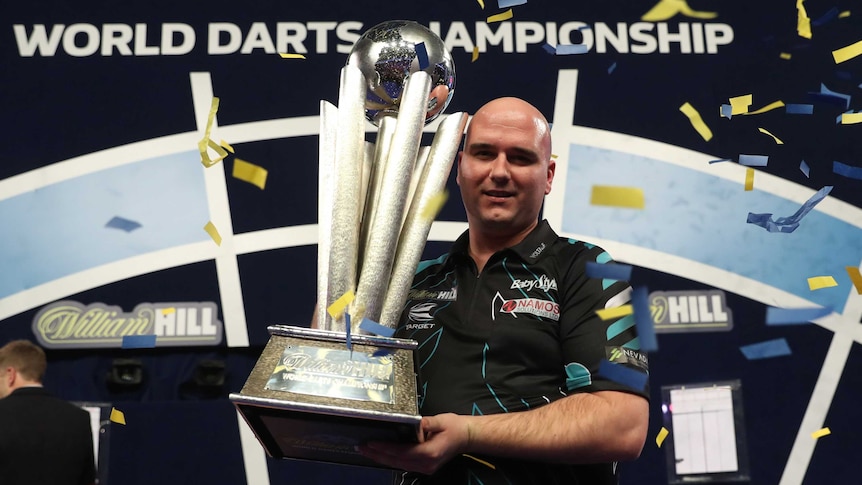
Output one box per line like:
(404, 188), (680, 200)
(361, 97), (650, 484)
(0, 340), (97, 485)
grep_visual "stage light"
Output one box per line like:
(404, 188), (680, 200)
(106, 358), (143, 388)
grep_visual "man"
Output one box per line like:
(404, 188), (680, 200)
(360, 97), (650, 484)
(0, 339), (97, 485)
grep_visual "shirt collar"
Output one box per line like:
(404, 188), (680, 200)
(450, 219), (558, 263)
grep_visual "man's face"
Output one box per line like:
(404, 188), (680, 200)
(457, 104), (555, 237)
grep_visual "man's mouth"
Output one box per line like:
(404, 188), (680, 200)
(484, 190), (513, 199)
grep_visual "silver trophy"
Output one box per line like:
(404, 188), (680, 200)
(231, 20), (468, 469)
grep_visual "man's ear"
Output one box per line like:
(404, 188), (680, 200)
(545, 159), (556, 195)
(455, 151), (463, 187)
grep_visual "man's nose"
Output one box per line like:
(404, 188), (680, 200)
(489, 155), (510, 179)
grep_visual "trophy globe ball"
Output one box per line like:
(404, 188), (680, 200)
(347, 20), (456, 126)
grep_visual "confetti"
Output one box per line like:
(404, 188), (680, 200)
(766, 306), (832, 325)
(800, 160), (810, 177)
(110, 407), (126, 425)
(746, 185), (832, 233)
(121, 335), (157, 349)
(327, 290), (355, 319)
(632, 286), (658, 352)
(596, 305), (633, 321)
(278, 52), (306, 59)
(204, 221), (222, 246)
(590, 185), (645, 209)
(219, 140), (235, 153)
(232, 158), (268, 189)
(358, 318), (395, 338)
(463, 454), (496, 469)
(744, 100), (785, 115)
(199, 97), (229, 168)
(709, 158), (733, 164)
(345, 313), (352, 350)
(498, 0), (527, 7)
(744, 168), (755, 191)
(807, 276), (838, 290)
(472, 46), (479, 62)
(809, 83), (850, 109)
(556, 44), (589, 55)
(797, 0), (812, 39)
(740, 338), (792, 359)
(720, 104), (733, 119)
(811, 427), (831, 439)
(739, 154), (768, 167)
(608, 62), (617, 74)
(598, 359), (648, 390)
(656, 427), (670, 447)
(833, 161), (862, 180)
(679, 102), (713, 141)
(641, 0), (717, 21)
(786, 104), (813, 114)
(477, 0), (484, 8)
(487, 9), (513, 23)
(729, 94), (752, 115)
(161, 307), (176, 315)
(780, 52), (792, 60)
(832, 39), (862, 64)
(421, 191), (448, 221)
(105, 216), (142, 232)
(757, 127), (784, 144)
(586, 261), (633, 281)
(840, 112), (862, 124)
(846, 266), (862, 294)
(542, 43), (556, 54)
(812, 7), (840, 26)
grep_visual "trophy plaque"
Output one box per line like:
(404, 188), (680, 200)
(230, 20), (467, 469)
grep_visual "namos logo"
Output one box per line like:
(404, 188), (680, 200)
(32, 301), (223, 349)
(492, 292), (560, 321)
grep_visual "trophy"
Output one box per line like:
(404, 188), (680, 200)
(230, 20), (468, 468)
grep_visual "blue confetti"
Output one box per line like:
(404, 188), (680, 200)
(555, 44), (589, 55)
(720, 104), (733, 119)
(106, 216), (142, 232)
(833, 161), (862, 180)
(598, 359), (648, 390)
(498, 0), (527, 7)
(415, 42), (429, 70)
(586, 261), (632, 281)
(709, 158), (733, 164)
(766, 306), (832, 325)
(608, 62), (617, 74)
(785, 104), (814, 114)
(542, 43), (556, 55)
(740, 338), (792, 360)
(122, 334), (157, 349)
(372, 349), (393, 357)
(807, 83), (851, 109)
(739, 154), (769, 167)
(345, 313), (352, 350)
(359, 318), (395, 338)
(632, 286), (657, 352)
(800, 160), (810, 178)
(811, 7), (840, 26)
(747, 185), (832, 233)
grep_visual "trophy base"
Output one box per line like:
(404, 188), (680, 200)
(230, 325), (421, 469)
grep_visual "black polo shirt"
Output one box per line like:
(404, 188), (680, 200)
(394, 220), (648, 485)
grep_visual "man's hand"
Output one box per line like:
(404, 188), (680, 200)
(358, 413), (469, 475)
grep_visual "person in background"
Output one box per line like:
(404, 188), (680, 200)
(0, 339), (97, 485)
(359, 97), (650, 484)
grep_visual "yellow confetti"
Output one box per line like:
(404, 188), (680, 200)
(161, 307), (176, 315)
(807, 276), (838, 291)
(199, 97), (229, 168)
(797, 0), (812, 39)
(811, 427), (831, 439)
(232, 158), (268, 190)
(487, 9), (513, 23)
(780, 52), (792, 60)
(679, 102), (713, 142)
(839, 10), (850, 18)
(744, 100), (785, 115)
(278, 52), (306, 59)
(220, 140), (235, 153)
(846, 266), (862, 294)
(656, 427), (670, 447)
(551, 154), (558, 159)
(596, 305), (633, 321)
(729, 94), (752, 115)
(476, 0), (484, 8)
(204, 221), (222, 246)
(840, 112), (862, 124)
(757, 127), (784, 144)
(744, 168), (755, 191)
(641, 0), (717, 21)
(110, 407), (126, 425)
(832, 39), (862, 64)
(421, 191), (448, 221)
(463, 454), (496, 469)
(472, 46), (479, 62)
(590, 185), (645, 209)
(327, 290), (355, 319)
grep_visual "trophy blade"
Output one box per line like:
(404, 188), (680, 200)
(358, 115), (397, 276)
(379, 112), (469, 330)
(317, 100), (339, 331)
(352, 71), (432, 327)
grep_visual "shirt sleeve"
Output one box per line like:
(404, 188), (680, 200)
(556, 242), (650, 400)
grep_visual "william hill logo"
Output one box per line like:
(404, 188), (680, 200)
(649, 290), (733, 333)
(32, 301), (223, 349)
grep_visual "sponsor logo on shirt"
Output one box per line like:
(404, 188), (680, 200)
(510, 274), (557, 292)
(406, 287), (457, 301)
(529, 242), (546, 258)
(606, 346), (649, 371)
(492, 292), (560, 321)
(408, 302), (438, 324)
